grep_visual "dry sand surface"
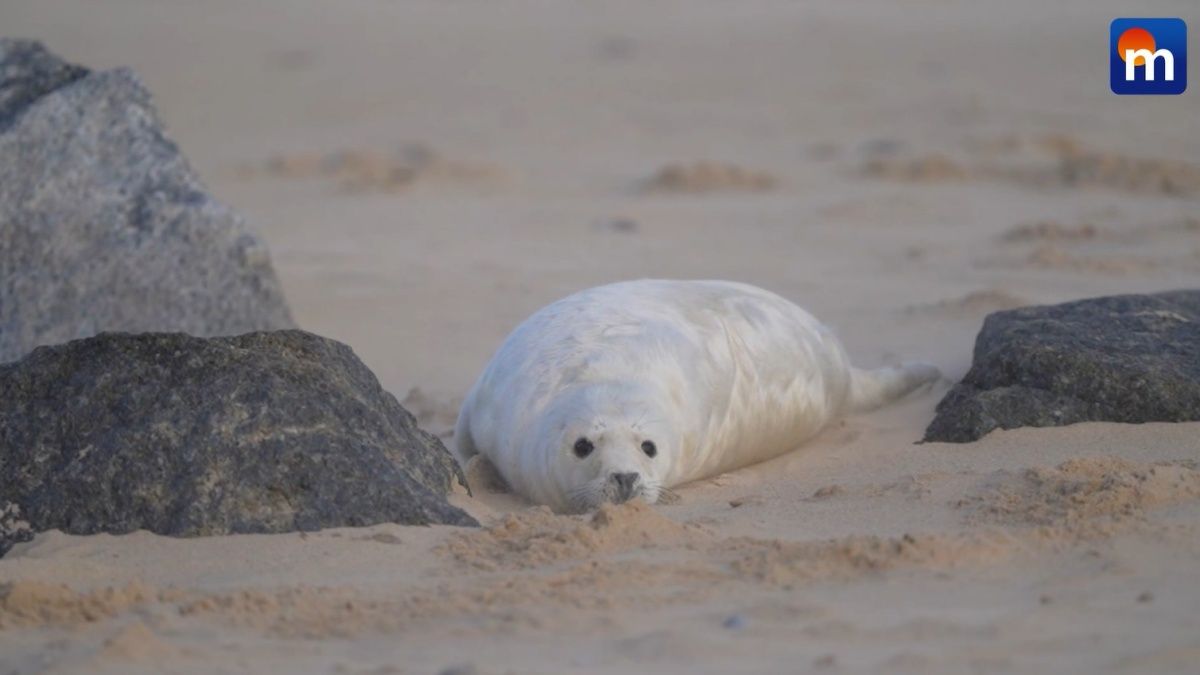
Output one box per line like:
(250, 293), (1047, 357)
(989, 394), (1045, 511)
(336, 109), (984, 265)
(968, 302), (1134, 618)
(2, 0), (1200, 673)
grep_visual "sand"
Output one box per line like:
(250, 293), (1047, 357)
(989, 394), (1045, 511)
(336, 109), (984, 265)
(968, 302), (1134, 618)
(2, 0), (1199, 672)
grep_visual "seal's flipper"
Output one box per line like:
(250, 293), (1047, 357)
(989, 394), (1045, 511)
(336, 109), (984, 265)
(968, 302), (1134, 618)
(465, 454), (510, 494)
(452, 405), (479, 466)
(847, 362), (940, 412)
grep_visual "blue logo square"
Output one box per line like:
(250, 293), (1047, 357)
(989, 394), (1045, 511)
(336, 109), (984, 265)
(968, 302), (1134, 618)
(1111, 18), (1187, 95)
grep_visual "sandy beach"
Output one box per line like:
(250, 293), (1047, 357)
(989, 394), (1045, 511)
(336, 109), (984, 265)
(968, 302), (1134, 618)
(2, 1), (1199, 672)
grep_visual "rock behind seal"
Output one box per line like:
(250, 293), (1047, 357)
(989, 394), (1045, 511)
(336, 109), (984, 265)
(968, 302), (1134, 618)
(0, 331), (476, 556)
(0, 39), (293, 364)
(924, 290), (1200, 443)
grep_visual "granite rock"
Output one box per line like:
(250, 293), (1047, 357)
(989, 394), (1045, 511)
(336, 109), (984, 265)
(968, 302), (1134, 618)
(924, 290), (1200, 442)
(0, 330), (476, 556)
(0, 39), (293, 364)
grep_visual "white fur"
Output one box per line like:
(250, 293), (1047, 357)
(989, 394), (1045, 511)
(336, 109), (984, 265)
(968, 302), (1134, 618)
(455, 280), (938, 512)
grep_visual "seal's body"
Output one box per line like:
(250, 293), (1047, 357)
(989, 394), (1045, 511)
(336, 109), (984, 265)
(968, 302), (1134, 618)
(455, 280), (938, 512)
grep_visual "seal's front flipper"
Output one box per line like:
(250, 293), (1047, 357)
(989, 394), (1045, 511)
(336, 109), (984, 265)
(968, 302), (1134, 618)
(465, 455), (511, 494)
(847, 362), (941, 412)
(452, 404), (479, 467)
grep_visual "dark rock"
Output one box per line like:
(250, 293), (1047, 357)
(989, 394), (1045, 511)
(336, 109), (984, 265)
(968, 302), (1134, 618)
(0, 39), (293, 364)
(0, 331), (476, 556)
(924, 290), (1200, 442)
(0, 502), (33, 552)
(0, 39), (87, 132)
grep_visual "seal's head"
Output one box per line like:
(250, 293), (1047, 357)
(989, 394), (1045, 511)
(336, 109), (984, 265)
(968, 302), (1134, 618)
(543, 382), (676, 512)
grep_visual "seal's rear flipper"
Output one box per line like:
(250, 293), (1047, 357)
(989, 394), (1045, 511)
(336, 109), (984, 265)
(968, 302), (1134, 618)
(847, 362), (941, 412)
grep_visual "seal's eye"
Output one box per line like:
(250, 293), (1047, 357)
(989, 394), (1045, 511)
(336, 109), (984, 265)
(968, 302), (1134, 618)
(573, 437), (594, 458)
(641, 440), (657, 458)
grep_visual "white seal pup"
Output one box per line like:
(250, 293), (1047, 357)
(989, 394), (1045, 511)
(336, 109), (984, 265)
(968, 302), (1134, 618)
(455, 280), (939, 512)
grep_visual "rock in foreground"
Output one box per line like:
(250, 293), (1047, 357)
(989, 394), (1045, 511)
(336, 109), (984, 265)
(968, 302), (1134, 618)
(0, 331), (475, 556)
(924, 290), (1200, 442)
(0, 39), (293, 364)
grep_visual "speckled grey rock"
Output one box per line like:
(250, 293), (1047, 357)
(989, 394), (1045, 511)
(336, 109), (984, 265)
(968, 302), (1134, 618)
(0, 39), (87, 132)
(0, 330), (476, 556)
(0, 39), (293, 364)
(924, 290), (1200, 443)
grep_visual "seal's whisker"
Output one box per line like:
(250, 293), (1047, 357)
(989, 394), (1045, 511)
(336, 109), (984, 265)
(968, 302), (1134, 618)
(655, 486), (679, 500)
(566, 480), (606, 512)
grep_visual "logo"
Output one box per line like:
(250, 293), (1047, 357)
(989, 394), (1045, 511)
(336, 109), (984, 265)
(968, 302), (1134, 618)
(1111, 18), (1187, 95)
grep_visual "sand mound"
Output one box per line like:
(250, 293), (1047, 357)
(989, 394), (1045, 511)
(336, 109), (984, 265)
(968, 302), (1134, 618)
(178, 586), (397, 639)
(447, 498), (1029, 589)
(957, 457), (1200, 528)
(0, 579), (390, 637)
(862, 153), (969, 181)
(1002, 220), (1099, 242)
(0, 580), (160, 628)
(1024, 245), (1170, 275)
(441, 502), (711, 571)
(238, 143), (507, 193)
(97, 621), (186, 662)
(1045, 145), (1200, 196)
(0, 506), (719, 637)
(643, 161), (778, 193)
(982, 212), (1200, 277)
(863, 135), (1200, 196)
(906, 289), (1030, 317)
(6, 457), (1194, 641)
(727, 531), (1016, 585)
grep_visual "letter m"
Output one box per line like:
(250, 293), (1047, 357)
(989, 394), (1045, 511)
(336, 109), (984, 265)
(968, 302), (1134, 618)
(1126, 48), (1176, 81)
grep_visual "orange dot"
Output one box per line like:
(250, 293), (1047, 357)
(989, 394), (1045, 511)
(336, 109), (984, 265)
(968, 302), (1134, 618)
(1117, 27), (1156, 65)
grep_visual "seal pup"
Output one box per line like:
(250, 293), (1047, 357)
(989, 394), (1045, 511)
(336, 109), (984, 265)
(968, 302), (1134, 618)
(455, 280), (939, 512)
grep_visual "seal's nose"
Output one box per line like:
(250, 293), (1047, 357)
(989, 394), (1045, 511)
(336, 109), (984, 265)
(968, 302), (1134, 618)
(610, 472), (640, 502)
